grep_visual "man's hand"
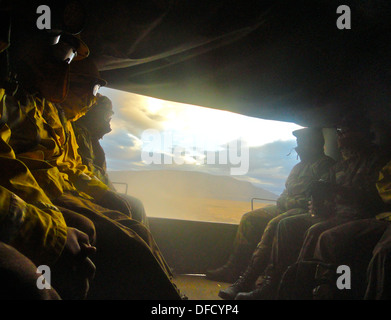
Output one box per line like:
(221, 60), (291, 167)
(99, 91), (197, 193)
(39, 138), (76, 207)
(65, 227), (96, 259)
(52, 227), (96, 299)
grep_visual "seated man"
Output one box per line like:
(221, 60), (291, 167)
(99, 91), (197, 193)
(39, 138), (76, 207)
(309, 158), (391, 300)
(5, 7), (181, 300)
(215, 127), (335, 292)
(73, 94), (149, 227)
(0, 9), (95, 300)
(234, 115), (389, 300)
(0, 130), (96, 300)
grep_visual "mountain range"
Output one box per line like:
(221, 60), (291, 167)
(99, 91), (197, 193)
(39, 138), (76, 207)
(108, 170), (278, 223)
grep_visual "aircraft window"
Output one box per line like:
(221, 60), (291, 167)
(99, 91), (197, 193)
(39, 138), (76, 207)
(99, 87), (303, 224)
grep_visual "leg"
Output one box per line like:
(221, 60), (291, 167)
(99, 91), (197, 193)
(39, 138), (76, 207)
(252, 209), (307, 275)
(206, 205), (281, 282)
(0, 242), (61, 300)
(233, 205), (282, 254)
(118, 193), (149, 228)
(53, 192), (181, 300)
(233, 212), (319, 300)
(314, 219), (389, 299)
(315, 219), (388, 266)
(219, 208), (306, 299)
(298, 217), (344, 262)
(365, 223), (391, 299)
(275, 213), (324, 271)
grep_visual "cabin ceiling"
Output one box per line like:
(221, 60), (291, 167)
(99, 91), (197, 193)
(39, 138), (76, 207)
(81, 0), (391, 127)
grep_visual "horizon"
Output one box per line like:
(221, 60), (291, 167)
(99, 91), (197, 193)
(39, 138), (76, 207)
(108, 168), (280, 198)
(108, 169), (278, 223)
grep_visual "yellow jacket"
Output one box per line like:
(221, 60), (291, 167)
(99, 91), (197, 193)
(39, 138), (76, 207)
(57, 119), (111, 200)
(0, 89), (67, 265)
(376, 159), (391, 221)
(5, 91), (109, 201)
(377, 159), (391, 202)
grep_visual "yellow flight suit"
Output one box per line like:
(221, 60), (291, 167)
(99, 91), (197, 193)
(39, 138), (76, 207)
(6, 93), (110, 202)
(375, 159), (391, 221)
(0, 88), (67, 266)
(3, 89), (180, 299)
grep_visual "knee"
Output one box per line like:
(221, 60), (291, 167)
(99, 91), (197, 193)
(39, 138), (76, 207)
(127, 195), (144, 209)
(127, 196), (146, 215)
(306, 224), (325, 239)
(269, 214), (285, 228)
(240, 209), (264, 223)
(316, 231), (334, 253)
(239, 212), (252, 226)
(0, 243), (60, 300)
(78, 216), (96, 245)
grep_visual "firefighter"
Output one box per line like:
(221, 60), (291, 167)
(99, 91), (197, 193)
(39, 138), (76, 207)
(309, 157), (391, 300)
(0, 4), (95, 299)
(73, 93), (149, 227)
(208, 127), (335, 286)
(233, 114), (389, 300)
(73, 94), (114, 189)
(3, 2), (181, 299)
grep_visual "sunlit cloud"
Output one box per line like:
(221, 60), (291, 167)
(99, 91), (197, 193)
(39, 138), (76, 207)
(99, 87), (303, 194)
(142, 95), (303, 149)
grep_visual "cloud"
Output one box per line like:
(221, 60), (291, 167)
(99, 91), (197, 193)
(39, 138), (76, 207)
(98, 87), (301, 195)
(245, 140), (299, 194)
(100, 87), (164, 136)
(102, 131), (299, 195)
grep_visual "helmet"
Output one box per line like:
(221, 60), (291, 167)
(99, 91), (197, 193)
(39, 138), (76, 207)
(9, 0), (89, 63)
(292, 127), (325, 148)
(69, 58), (107, 97)
(70, 57), (107, 83)
(337, 113), (373, 139)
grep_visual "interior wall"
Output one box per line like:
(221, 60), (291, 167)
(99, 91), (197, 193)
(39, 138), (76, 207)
(149, 217), (238, 274)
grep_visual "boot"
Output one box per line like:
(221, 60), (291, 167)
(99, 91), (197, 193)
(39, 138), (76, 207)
(206, 246), (253, 283)
(218, 265), (259, 300)
(235, 275), (277, 300)
(205, 255), (242, 283)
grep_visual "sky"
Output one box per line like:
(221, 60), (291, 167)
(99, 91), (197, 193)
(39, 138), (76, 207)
(99, 87), (303, 196)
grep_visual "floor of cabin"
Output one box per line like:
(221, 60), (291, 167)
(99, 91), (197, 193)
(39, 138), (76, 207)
(173, 274), (232, 300)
